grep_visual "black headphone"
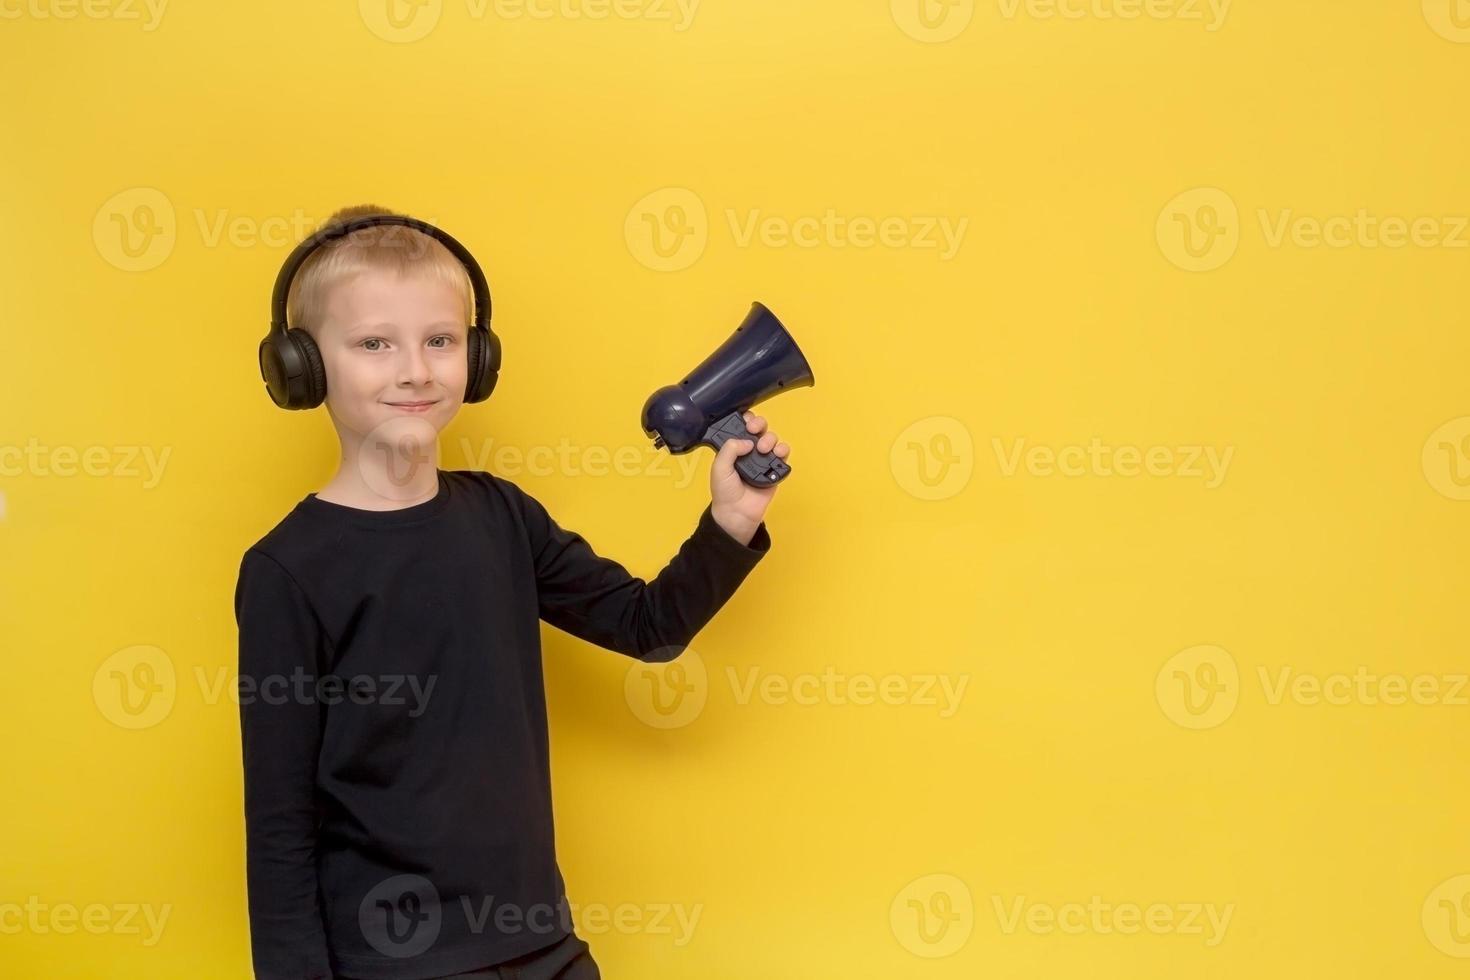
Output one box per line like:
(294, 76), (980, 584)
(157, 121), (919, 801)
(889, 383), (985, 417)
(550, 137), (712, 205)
(260, 213), (501, 410)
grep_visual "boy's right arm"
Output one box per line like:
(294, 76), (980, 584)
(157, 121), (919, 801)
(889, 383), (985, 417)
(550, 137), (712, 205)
(235, 548), (334, 980)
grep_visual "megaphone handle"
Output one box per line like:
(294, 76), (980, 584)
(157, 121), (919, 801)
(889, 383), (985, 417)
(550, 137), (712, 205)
(700, 411), (793, 488)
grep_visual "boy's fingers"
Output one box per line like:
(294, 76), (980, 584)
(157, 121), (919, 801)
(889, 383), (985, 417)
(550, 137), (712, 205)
(718, 437), (753, 462)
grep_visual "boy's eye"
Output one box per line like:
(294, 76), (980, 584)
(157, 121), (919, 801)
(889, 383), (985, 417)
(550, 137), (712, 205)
(359, 336), (454, 351)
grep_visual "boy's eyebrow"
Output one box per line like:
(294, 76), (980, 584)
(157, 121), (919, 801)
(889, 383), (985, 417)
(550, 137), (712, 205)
(347, 320), (464, 333)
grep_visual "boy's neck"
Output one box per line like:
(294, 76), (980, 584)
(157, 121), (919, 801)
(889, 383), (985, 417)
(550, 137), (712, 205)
(316, 436), (442, 511)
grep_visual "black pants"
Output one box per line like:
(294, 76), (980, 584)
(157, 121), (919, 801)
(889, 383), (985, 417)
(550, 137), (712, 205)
(428, 933), (600, 980)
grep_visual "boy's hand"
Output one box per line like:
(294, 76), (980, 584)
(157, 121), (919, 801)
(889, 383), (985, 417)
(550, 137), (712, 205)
(710, 410), (790, 546)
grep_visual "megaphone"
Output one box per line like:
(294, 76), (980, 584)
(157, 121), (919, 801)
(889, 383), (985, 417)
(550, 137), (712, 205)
(641, 302), (815, 488)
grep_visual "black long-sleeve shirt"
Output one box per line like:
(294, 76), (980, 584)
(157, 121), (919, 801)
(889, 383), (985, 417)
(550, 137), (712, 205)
(234, 468), (770, 979)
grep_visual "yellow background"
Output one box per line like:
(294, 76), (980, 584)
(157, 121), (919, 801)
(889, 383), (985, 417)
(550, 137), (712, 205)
(2, 0), (1468, 976)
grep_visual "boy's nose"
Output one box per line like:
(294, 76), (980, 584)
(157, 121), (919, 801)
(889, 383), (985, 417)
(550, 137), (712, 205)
(397, 349), (432, 385)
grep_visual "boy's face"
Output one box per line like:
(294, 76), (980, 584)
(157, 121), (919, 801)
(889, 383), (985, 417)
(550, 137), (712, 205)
(313, 269), (468, 442)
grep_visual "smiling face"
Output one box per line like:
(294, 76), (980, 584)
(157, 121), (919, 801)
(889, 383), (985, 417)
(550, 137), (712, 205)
(312, 268), (469, 441)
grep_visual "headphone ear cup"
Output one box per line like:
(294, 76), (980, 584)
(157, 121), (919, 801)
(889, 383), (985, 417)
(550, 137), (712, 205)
(291, 329), (327, 409)
(464, 326), (500, 403)
(259, 330), (325, 410)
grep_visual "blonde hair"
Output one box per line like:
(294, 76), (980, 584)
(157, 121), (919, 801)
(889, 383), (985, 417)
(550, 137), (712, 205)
(286, 204), (473, 338)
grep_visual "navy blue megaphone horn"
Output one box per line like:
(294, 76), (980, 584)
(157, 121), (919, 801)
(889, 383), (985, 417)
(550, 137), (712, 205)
(640, 302), (815, 488)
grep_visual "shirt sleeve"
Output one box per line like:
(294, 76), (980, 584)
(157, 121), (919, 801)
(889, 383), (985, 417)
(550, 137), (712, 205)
(234, 548), (335, 980)
(514, 489), (772, 661)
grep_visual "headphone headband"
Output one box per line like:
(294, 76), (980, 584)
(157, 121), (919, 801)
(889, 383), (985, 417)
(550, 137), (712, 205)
(269, 213), (491, 333)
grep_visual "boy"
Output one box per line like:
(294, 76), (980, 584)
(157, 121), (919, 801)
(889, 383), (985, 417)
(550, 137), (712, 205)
(235, 205), (790, 979)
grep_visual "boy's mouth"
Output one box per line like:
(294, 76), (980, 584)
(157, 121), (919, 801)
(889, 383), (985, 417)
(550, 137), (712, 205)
(385, 400), (440, 413)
